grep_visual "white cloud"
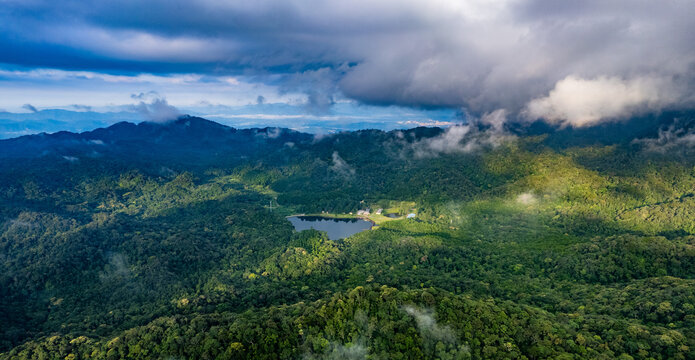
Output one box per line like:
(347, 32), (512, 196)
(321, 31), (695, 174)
(415, 109), (513, 157)
(0, 68), (203, 85)
(54, 26), (239, 62)
(524, 75), (682, 127)
(425, 125), (473, 154)
(4, 0), (695, 124)
(397, 120), (458, 127)
(0, 68), (292, 111)
(129, 93), (181, 123)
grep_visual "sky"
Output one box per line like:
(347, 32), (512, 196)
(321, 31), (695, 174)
(1, 0), (694, 134)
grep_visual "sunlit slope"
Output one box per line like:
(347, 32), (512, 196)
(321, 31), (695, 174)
(2, 120), (695, 359)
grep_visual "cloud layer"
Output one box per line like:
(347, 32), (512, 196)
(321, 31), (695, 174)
(129, 92), (181, 122)
(414, 109), (513, 157)
(524, 76), (683, 127)
(1, 0), (694, 125)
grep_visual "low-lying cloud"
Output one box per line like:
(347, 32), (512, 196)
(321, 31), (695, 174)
(415, 109), (514, 157)
(402, 305), (469, 357)
(403, 305), (456, 343)
(129, 92), (180, 123)
(304, 309), (370, 360)
(633, 118), (695, 152)
(516, 192), (538, 205)
(99, 252), (132, 282)
(524, 76), (683, 127)
(329, 151), (356, 177)
(313, 343), (367, 360)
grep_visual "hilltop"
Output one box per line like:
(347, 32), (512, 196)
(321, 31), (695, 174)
(1, 114), (694, 359)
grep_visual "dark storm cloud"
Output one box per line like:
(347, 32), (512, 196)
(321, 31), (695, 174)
(280, 68), (344, 114)
(1, 0), (694, 125)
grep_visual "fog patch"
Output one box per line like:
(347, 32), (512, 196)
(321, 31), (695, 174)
(304, 309), (370, 360)
(329, 151), (355, 177)
(159, 166), (177, 177)
(516, 192), (538, 205)
(425, 124), (473, 154)
(403, 305), (470, 357)
(403, 305), (456, 344)
(8, 219), (35, 229)
(5, 212), (76, 235)
(257, 127), (282, 139)
(443, 201), (469, 227)
(100, 252), (132, 282)
(305, 343), (367, 360)
(414, 109), (514, 157)
(268, 127), (281, 139)
(633, 119), (695, 152)
(312, 132), (335, 144)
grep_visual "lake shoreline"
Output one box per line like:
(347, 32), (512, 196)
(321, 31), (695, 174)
(286, 215), (375, 240)
(286, 213), (376, 227)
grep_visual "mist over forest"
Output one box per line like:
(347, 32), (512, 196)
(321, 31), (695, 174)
(2, 0), (695, 359)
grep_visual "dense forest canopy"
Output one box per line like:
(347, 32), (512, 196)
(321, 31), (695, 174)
(1, 114), (694, 359)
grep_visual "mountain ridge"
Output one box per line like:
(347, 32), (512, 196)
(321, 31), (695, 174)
(1, 112), (695, 359)
(4, 110), (695, 152)
(0, 116), (316, 168)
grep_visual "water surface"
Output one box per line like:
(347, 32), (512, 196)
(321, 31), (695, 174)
(287, 216), (372, 240)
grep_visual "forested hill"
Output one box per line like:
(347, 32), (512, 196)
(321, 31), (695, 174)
(0, 116), (315, 169)
(1, 114), (695, 359)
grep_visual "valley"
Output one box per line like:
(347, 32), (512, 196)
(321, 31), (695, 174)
(0, 116), (694, 359)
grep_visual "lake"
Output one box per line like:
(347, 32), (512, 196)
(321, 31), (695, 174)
(287, 216), (373, 240)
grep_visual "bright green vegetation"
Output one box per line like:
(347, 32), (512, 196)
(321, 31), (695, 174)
(1, 121), (694, 359)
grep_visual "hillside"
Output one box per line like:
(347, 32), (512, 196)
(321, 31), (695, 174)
(1, 115), (694, 359)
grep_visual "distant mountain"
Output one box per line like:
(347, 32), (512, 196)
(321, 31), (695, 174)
(0, 110), (140, 139)
(0, 115), (313, 168)
(2, 112), (695, 359)
(3, 111), (693, 174)
(0, 104), (461, 138)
